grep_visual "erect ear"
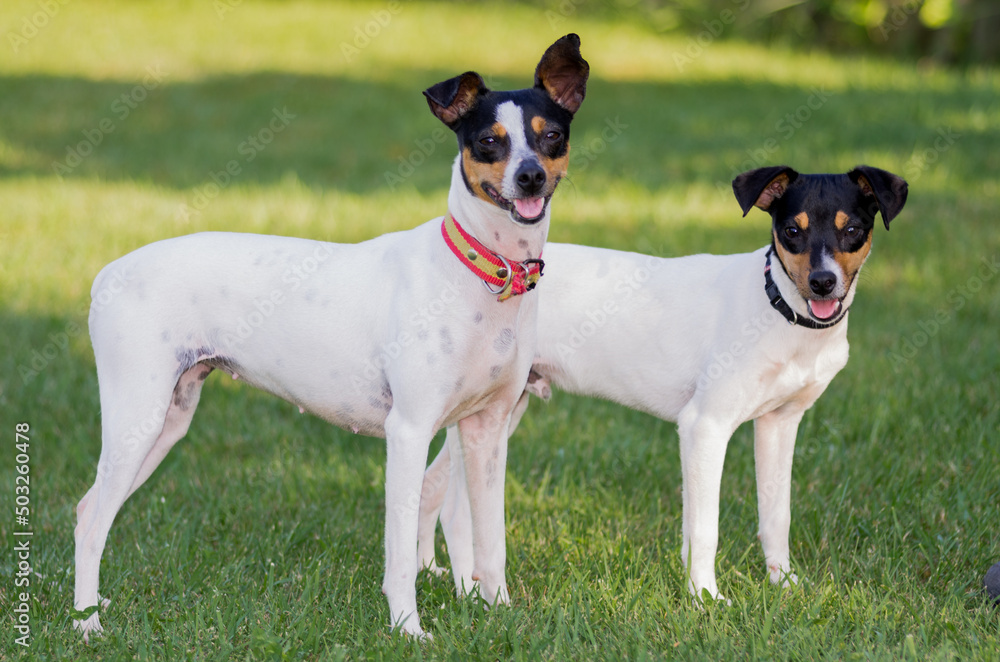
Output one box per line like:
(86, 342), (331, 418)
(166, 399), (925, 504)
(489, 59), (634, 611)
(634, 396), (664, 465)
(424, 71), (487, 129)
(732, 166), (799, 217)
(534, 33), (589, 115)
(848, 165), (908, 230)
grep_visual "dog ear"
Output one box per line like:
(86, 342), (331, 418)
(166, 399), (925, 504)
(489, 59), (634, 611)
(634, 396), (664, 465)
(535, 33), (589, 114)
(848, 166), (908, 230)
(424, 72), (487, 129)
(732, 166), (799, 217)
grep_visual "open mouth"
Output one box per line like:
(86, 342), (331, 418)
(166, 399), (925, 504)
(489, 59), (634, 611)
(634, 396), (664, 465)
(807, 298), (843, 321)
(483, 183), (548, 224)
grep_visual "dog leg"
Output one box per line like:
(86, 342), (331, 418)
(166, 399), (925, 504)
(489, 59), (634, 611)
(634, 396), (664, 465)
(124, 365), (212, 501)
(753, 409), (805, 588)
(456, 406), (512, 607)
(416, 427), (475, 591)
(678, 406), (735, 603)
(417, 442), (449, 575)
(74, 378), (176, 641)
(382, 409), (434, 638)
(418, 392), (531, 588)
(437, 428), (475, 594)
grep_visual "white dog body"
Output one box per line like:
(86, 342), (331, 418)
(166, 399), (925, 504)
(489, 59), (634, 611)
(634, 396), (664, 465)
(531, 245), (849, 423)
(421, 243), (847, 599)
(419, 165), (908, 602)
(74, 35), (590, 640)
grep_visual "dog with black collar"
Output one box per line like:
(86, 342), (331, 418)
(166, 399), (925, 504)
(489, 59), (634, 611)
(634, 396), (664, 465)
(73, 35), (588, 640)
(418, 165), (908, 603)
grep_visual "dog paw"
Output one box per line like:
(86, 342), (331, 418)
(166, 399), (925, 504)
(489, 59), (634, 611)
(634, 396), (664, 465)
(779, 573), (799, 588)
(690, 585), (731, 607)
(394, 620), (432, 641)
(767, 564), (799, 588)
(420, 560), (447, 577)
(454, 576), (480, 598)
(492, 584), (510, 606)
(73, 612), (103, 644)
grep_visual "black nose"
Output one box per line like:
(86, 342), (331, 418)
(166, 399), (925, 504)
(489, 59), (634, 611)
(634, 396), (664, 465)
(515, 161), (545, 196)
(809, 271), (837, 296)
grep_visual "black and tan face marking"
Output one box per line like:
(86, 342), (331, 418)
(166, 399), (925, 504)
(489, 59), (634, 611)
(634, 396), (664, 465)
(733, 165), (908, 321)
(423, 33), (588, 225)
(771, 202), (873, 303)
(453, 93), (574, 223)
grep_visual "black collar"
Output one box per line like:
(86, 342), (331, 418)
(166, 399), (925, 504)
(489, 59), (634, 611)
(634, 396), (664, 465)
(764, 248), (849, 330)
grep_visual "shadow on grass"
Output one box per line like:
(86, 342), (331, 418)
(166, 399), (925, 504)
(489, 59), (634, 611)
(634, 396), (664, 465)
(1, 70), (997, 196)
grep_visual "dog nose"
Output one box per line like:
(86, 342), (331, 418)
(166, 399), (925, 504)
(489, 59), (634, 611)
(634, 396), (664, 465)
(809, 271), (837, 296)
(515, 161), (546, 195)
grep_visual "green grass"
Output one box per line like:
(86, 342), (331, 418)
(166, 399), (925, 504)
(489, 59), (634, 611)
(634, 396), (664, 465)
(2, 1), (999, 659)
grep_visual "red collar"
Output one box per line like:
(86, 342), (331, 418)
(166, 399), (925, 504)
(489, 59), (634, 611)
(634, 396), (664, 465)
(441, 215), (544, 302)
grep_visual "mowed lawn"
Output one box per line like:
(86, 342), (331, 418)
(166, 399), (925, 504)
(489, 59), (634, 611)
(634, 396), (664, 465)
(2, 1), (998, 659)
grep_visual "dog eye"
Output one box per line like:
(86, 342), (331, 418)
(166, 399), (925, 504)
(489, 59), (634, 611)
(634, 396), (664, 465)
(544, 131), (561, 141)
(479, 136), (497, 147)
(845, 225), (861, 237)
(784, 227), (800, 239)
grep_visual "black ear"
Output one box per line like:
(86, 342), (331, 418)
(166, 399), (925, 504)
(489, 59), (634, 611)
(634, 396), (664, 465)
(534, 33), (589, 114)
(848, 165), (908, 230)
(732, 166), (799, 217)
(424, 71), (487, 129)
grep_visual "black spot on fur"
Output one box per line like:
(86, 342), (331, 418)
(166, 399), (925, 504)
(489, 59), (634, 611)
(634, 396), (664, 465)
(172, 380), (199, 411)
(175, 346), (215, 376)
(493, 328), (515, 354)
(439, 327), (454, 355)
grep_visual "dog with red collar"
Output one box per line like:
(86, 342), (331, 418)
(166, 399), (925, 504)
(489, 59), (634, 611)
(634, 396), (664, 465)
(418, 165), (908, 604)
(73, 34), (588, 641)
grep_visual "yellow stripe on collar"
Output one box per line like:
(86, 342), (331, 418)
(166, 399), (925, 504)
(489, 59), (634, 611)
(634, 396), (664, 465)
(441, 215), (544, 302)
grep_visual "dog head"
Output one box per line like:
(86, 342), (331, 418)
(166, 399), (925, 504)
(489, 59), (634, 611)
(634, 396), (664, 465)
(424, 34), (589, 226)
(733, 165), (908, 322)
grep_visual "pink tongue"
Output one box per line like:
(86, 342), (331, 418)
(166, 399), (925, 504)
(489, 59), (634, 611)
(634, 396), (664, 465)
(513, 197), (545, 219)
(809, 299), (839, 320)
